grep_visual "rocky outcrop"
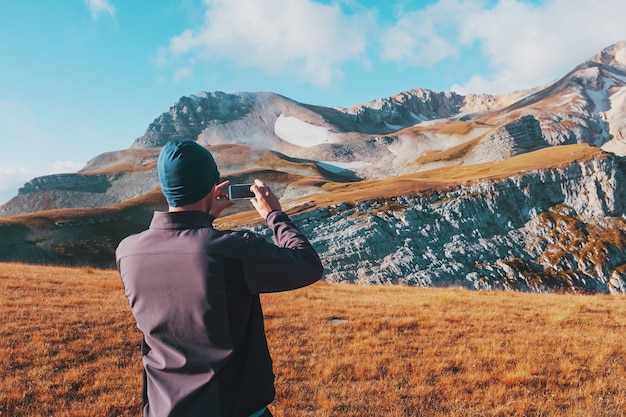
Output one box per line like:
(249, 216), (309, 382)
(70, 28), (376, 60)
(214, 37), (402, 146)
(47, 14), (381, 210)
(467, 115), (548, 163)
(504, 115), (548, 155)
(266, 152), (626, 294)
(133, 91), (257, 148)
(0, 169), (159, 217)
(342, 88), (466, 131)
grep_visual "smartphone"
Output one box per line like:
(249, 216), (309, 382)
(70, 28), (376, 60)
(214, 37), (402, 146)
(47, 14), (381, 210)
(228, 184), (254, 200)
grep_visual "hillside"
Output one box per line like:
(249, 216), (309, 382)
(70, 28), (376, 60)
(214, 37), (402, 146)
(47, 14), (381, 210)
(1, 41), (626, 293)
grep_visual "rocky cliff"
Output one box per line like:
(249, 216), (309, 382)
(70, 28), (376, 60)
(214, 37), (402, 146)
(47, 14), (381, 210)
(257, 149), (626, 293)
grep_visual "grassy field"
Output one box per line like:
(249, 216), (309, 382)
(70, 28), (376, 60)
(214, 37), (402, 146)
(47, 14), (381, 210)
(1, 262), (625, 417)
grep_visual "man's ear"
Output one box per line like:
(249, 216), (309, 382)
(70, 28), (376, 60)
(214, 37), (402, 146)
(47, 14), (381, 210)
(203, 188), (215, 212)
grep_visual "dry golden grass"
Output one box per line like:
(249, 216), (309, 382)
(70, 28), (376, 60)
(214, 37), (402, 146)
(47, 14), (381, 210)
(398, 120), (483, 136)
(2, 263), (626, 417)
(414, 137), (482, 165)
(0, 263), (140, 417)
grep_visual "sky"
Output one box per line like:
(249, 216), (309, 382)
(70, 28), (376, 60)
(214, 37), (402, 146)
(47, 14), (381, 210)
(1, 0), (626, 205)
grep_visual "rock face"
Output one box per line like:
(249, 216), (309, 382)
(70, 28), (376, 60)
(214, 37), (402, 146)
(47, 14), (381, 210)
(272, 152), (626, 293)
(2, 170), (159, 215)
(341, 88), (466, 130)
(133, 91), (258, 148)
(468, 115), (549, 163)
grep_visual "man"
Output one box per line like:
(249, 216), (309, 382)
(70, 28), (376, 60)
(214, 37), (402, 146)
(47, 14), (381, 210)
(116, 139), (324, 417)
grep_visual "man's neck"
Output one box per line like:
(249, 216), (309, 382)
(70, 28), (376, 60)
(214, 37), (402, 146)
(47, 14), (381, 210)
(168, 199), (208, 213)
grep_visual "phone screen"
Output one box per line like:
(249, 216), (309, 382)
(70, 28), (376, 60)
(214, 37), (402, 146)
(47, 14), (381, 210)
(228, 184), (254, 200)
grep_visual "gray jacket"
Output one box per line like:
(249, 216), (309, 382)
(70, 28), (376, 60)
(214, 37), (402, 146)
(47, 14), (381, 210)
(116, 210), (323, 417)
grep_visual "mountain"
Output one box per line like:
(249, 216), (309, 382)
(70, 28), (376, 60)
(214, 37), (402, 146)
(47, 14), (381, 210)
(1, 41), (626, 293)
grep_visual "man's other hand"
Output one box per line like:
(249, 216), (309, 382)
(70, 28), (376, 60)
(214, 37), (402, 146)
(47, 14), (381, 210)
(209, 180), (236, 218)
(251, 179), (281, 219)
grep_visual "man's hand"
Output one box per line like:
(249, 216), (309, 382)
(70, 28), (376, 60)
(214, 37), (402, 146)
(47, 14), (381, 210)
(209, 180), (236, 218)
(251, 179), (281, 219)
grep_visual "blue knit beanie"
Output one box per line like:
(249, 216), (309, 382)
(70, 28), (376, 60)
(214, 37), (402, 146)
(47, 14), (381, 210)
(157, 140), (220, 207)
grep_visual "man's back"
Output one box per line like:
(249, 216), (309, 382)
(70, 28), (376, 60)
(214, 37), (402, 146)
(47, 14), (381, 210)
(117, 210), (322, 417)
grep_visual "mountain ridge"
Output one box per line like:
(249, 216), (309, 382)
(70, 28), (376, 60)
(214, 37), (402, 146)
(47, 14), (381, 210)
(5, 41), (626, 217)
(1, 41), (626, 293)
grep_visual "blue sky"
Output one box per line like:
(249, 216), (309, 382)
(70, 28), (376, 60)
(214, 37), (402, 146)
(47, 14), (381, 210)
(1, 0), (625, 204)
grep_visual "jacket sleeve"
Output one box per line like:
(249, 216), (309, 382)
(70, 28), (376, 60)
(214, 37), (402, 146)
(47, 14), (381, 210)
(241, 210), (324, 294)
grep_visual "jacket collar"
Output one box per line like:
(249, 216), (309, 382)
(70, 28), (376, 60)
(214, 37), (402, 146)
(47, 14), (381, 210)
(149, 211), (214, 230)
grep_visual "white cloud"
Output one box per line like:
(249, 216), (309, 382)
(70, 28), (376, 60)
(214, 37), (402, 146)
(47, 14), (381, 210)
(84, 0), (116, 20)
(163, 0), (375, 86)
(0, 165), (34, 204)
(49, 160), (86, 174)
(382, 0), (626, 95)
(173, 66), (193, 83)
(0, 161), (85, 205)
(380, 0), (483, 66)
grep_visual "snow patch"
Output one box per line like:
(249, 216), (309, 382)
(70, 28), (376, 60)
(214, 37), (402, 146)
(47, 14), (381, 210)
(586, 88), (610, 113)
(612, 72), (626, 84)
(274, 114), (331, 147)
(410, 112), (428, 122)
(384, 122), (403, 130)
(318, 160), (370, 173)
